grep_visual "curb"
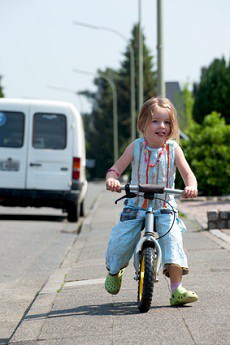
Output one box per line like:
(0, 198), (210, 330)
(9, 194), (101, 344)
(184, 203), (230, 251)
(209, 229), (230, 244)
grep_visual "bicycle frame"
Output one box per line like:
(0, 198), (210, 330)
(133, 198), (162, 282)
(112, 183), (184, 312)
(117, 183), (183, 283)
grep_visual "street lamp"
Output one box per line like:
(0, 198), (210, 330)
(157, 0), (166, 97)
(138, 0), (144, 113)
(73, 68), (119, 163)
(73, 20), (136, 142)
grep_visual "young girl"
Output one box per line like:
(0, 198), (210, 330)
(105, 97), (198, 306)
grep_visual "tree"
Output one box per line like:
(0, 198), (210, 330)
(193, 57), (230, 124)
(81, 68), (119, 177)
(181, 112), (230, 196)
(118, 24), (156, 149)
(82, 24), (157, 178)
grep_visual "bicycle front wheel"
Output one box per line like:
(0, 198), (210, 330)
(137, 246), (156, 313)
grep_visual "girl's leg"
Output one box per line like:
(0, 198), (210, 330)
(105, 210), (144, 294)
(106, 209), (144, 275)
(168, 264), (198, 306)
(156, 213), (198, 305)
(168, 265), (182, 292)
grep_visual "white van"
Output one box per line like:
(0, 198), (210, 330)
(0, 98), (88, 222)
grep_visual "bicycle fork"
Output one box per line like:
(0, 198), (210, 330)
(133, 203), (162, 282)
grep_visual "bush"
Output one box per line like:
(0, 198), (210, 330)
(180, 112), (230, 196)
(193, 57), (230, 124)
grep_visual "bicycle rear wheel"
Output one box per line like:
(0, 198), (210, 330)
(137, 246), (156, 313)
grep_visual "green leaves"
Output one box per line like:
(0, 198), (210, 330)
(181, 112), (230, 196)
(193, 57), (230, 124)
(83, 25), (157, 179)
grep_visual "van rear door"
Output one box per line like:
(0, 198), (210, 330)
(26, 106), (72, 191)
(0, 105), (28, 189)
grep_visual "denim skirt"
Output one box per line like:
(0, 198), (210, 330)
(105, 206), (188, 275)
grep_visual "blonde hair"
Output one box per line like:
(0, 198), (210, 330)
(137, 97), (180, 143)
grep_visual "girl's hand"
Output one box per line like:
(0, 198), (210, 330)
(182, 186), (198, 199)
(106, 178), (121, 192)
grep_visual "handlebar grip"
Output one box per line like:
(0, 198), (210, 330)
(117, 184), (184, 195)
(139, 184), (165, 194)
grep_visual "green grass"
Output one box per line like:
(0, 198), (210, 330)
(178, 211), (187, 218)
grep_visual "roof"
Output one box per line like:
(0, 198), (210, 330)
(166, 81), (181, 103)
(166, 82), (189, 140)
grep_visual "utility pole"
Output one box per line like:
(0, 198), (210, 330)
(100, 73), (118, 162)
(138, 0), (144, 113)
(157, 0), (166, 97)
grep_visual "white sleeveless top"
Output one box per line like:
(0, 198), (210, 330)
(128, 137), (179, 210)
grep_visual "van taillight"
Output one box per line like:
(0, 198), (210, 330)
(72, 157), (80, 180)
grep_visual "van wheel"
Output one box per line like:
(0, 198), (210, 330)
(80, 201), (85, 217)
(67, 202), (79, 222)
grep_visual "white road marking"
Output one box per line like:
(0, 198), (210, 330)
(64, 278), (105, 287)
(210, 229), (230, 244)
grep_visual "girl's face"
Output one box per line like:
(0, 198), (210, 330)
(143, 105), (171, 148)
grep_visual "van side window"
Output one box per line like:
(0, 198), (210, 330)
(0, 111), (24, 148)
(33, 113), (67, 149)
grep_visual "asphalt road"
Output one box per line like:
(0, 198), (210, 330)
(0, 182), (101, 342)
(1, 182), (229, 344)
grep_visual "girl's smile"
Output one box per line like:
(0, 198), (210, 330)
(143, 106), (171, 148)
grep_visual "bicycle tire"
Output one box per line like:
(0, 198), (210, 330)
(137, 246), (156, 313)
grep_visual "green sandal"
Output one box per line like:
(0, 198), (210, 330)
(170, 286), (198, 306)
(105, 269), (124, 295)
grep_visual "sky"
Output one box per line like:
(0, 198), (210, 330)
(0, 0), (229, 113)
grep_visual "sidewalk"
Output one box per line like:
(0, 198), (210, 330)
(177, 197), (230, 243)
(9, 185), (230, 344)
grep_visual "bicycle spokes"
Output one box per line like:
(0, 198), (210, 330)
(137, 247), (155, 313)
(139, 257), (145, 301)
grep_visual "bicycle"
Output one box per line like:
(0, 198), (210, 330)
(114, 183), (183, 313)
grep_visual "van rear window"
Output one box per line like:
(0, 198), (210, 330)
(33, 113), (67, 150)
(0, 111), (24, 148)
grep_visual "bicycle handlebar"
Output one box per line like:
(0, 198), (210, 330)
(120, 183), (183, 195)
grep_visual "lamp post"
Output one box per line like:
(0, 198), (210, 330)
(157, 0), (165, 97)
(138, 0), (144, 113)
(73, 68), (119, 162)
(73, 20), (136, 142)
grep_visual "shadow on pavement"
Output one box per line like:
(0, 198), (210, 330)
(24, 302), (175, 319)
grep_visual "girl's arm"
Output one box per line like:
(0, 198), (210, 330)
(175, 145), (198, 198)
(106, 141), (135, 192)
